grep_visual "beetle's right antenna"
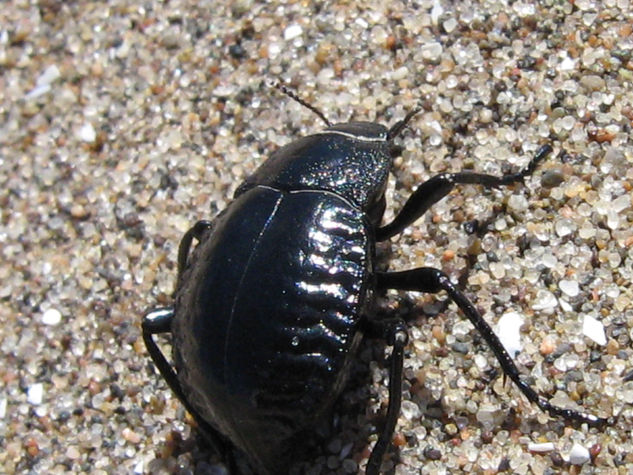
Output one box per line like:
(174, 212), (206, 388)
(270, 80), (332, 127)
(387, 107), (422, 141)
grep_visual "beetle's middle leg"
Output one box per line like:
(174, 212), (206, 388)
(376, 145), (552, 240)
(376, 267), (610, 427)
(362, 318), (409, 475)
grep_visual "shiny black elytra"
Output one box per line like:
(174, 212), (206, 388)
(143, 87), (607, 475)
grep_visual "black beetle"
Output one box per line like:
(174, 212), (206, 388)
(143, 84), (607, 474)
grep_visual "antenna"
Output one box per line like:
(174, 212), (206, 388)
(269, 80), (332, 127)
(387, 107), (421, 141)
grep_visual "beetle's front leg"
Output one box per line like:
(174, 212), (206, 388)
(377, 145), (552, 240)
(362, 318), (408, 475)
(177, 220), (213, 278)
(376, 267), (610, 427)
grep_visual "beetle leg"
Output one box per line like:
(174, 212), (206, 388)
(142, 307), (233, 465)
(363, 318), (408, 475)
(177, 220), (213, 278)
(142, 307), (190, 409)
(376, 145), (552, 240)
(376, 267), (610, 427)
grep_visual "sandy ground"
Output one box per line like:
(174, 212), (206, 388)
(1, 0), (633, 473)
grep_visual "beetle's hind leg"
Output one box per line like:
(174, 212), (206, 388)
(376, 145), (553, 241)
(376, 267), (610, 427)
(363, 318), (408, 475)
(142, 307), (235, 470)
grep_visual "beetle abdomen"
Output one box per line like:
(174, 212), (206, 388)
(244, 190), (370, 405)
(172, 185), (373, 471)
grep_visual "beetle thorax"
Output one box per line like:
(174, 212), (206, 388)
(235, 121), (393, 215)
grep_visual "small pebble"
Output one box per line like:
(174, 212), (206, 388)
(539, 337), (556, 355)
(65, 446), (81, 460)
(589, 443), (602, 460)
(42, 308), (62, 325)
(400, 400), (421, 420)
(392, 66), (409, 81)
(25, 64), (61, 99)
(432, 325), (446, 344)
(559, 279), (579, 297)
(495, 312), (524, 357)
(479, 108), (493, 123)
(424, 446), (442, 460)
(489, 261), (506, 279)
(541, 170), (565, 188)
(443, 18), (458, 33)
(529, 442), (555, 453)
(339, 442), (353, 460)
(560, 56), (576, 70)
(508, 194), (529, 212)
(38, 64), (61, 85)
(70, 204), (89, 220)
(393, 433), (407, 447)
(569, 443), (590, 465)
(476, 403), (503, 427)
(122, 427), (142, 444)
(25, 438), (39, 457)
(342, 459), (357, 472)
(25, 84), (51, 100)
(580, 74), (606, 91)
(532, 290), (558, 312)
(27, 383), (44, 405)
(583, 315), (606, 346)
(420, 41), (443, 61)
(284, 24), (303, 41)
(78, 123), (97, 143)
(327, 438), (341, 454)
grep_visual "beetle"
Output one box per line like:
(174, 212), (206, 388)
(142, 84), (608, 474)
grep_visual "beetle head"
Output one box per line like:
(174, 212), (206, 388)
(235, 111), (419, 228)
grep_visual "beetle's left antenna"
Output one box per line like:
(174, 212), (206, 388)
(270, 80), (332, 127)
